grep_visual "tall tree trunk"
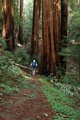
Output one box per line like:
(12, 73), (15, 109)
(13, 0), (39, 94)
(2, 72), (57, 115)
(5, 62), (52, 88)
(61, 0), (68, 69)
(14, 0), (20, 45)
(54, 0), (61, 64)
(61, 0), (68, 37)
(2, 0), (15, 50)
(39, 0), (61, 76)
(9, 0), (15, 50)
(31, 0), (41, 56)
(18, 0), (23, 44)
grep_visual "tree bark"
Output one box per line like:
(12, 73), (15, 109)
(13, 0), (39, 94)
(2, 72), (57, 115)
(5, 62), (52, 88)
(39, 0), (61, 76)
(2, 0), (15, 50)
(31, 0), (41, 56)
(18, 0), (23, 44)
(61, 0), (68, 37)
(54, 0), (61, 64)
(61, 0), (68, 69)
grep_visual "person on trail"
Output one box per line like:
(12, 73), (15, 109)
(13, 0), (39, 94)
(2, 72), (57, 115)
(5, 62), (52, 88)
(30, 60), (38, 75)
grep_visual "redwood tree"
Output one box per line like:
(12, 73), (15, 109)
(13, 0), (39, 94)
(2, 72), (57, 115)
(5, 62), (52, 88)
(31, 0), (41, 56)
(18, 0), (23, 44)
(2, 0), (15, 50)
(61, 0), (68, 37)
(39, 0), (61, 76)
(61, 0), (68, 69)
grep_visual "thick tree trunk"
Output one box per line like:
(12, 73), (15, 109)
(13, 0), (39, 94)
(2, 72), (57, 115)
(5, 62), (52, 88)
(61, 0), (68, 37)
(2, 0), (15, 50)
(39, 0), (61, 76)
(61, 0), (68, 69)
(39, 0), (46, 74)
(31, 0), (41, 56)
(9, 0), (15, 50)
(18, 0), (23, 44)
(55, 0), (61, 64)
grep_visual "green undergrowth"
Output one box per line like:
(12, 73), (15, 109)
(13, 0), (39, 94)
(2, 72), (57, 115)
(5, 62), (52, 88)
(0, 54), (30, 97)
(12, 47), (30, 65)
(40, 77), (80, 120)
(0, 68), (30, 97)
(0, 39), (32, 97)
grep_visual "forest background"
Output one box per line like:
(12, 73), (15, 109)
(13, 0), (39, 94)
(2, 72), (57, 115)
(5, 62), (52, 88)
(0, 0), (80, 119)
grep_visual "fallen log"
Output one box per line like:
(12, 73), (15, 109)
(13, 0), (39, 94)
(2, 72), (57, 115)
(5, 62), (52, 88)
(13, 62), (38, 75)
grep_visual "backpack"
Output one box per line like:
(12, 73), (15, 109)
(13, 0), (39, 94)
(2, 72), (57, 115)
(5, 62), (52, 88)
(32, 61), (37, 68)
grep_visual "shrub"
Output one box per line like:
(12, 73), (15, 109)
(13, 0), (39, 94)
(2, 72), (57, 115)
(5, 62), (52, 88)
(13, 48), (30, 65)
(0, 37), (7, 49)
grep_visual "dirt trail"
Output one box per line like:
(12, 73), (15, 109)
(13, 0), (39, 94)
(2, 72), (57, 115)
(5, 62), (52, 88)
(0, 75), (55, 120)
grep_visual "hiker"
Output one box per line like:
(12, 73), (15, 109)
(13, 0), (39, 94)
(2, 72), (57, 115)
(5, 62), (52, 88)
(30, 60), (38, 75)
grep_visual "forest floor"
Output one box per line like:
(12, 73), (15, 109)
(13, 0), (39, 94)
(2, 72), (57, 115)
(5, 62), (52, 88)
(0, 75), (55, 120)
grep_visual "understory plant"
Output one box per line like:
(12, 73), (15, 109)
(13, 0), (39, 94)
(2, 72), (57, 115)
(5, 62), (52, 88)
(40, 77), (80, 120)
(0, 50), (29, 96)
(13, 47), (30, 65)
(0, 37), (7, 49)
